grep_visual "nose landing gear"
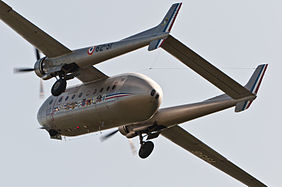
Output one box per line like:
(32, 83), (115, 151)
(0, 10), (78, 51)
(138, 134), (154, 159)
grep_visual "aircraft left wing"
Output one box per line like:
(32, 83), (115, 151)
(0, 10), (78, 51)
(161, 126), (267, 187)
(0, 1), (71, 57)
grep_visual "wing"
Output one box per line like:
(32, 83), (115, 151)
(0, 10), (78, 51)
(0, 1), (108, 83)
(161, 126), (267, 187)
(76, 66), (108, 83)
(0, 1), (71, 57)
(161, 35), (252, 99)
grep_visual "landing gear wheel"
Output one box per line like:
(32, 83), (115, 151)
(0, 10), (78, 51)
(138, 141), (154, 159)
(51, 79), (67, 96)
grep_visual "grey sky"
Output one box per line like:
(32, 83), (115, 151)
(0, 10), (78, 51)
(0, 0), (281, 186)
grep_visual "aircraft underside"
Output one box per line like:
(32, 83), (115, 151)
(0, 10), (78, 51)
(0, 1), (268, 186)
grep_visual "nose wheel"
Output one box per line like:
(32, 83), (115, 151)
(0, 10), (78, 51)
(138, 134), (154, 159)
(51, 78), (67, 96)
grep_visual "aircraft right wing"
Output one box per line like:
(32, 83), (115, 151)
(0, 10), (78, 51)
(161, 125), (267, 187)
(161, 35), (252, 99)
(0, 1), (71, 57)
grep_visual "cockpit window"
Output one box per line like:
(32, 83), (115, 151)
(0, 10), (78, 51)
(151, 89), (156, 96)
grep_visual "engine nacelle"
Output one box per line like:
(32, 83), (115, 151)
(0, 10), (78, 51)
(118, 125), (137, 138)
(34, 57), (58, 80)
(34, 57), (47, 78)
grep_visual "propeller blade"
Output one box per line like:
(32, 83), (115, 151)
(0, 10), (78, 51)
(128, 139), (137, 156)
(40, 79), (44, 99)
(35, 48), (40, 60)
(100, 129), (119, 142)
(14, 68), (35, 73)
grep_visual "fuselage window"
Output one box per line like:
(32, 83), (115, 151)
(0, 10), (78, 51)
(49, 99), (53, 105)
(65, 96), (69, 101)
(100, 88), (103, 93)
(93, 89), (97, 95)
(58, 97), (63, 103)
(112, 85), (116, 90)
(78, 92), (83, 98)
(106, 86), (110, 91)
(72, 94), (76, 99)
(86, 90), (90, 96)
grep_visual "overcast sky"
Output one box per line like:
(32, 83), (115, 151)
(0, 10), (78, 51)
(0, 0), (281, 186)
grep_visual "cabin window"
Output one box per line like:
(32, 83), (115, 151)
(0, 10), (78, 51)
(86, 90), (90, 96)
(58, 97), (63, 102)
(106, 86), (110, 91)
(49, 99), (53, 105)
(78, 92), (83, 98)
(65, 96), (69, 101)
(112, 85), (116, 90)
(72, 94), (76, 99)
(100, 88), (104, 93)
(93, 89), (97, 95)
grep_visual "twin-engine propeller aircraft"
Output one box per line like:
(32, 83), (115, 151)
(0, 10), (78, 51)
(0, 1), (267, 186)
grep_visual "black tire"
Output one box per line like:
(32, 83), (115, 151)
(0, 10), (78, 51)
(51, 79), (67, 96)
(48, 129), (58, 137)
(138, 141), (154, 159)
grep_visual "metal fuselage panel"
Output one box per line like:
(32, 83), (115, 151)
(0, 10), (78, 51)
(37, 73), (162, 136)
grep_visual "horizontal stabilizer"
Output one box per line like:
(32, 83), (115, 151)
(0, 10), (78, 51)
(235, 64), (268, 112)
(161, 35), (253, 99)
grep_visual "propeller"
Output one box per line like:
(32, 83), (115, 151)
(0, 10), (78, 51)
(14, 67), (35, 73)
(128, 138), (137, 156)
(14, 48), (44, 98)
(100, 129), (137, 156)
(100, 129), (119, 142)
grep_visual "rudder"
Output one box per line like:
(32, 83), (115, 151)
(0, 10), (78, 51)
(235, 64), (268, 112)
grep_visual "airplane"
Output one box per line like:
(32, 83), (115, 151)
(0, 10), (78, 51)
(0, 1), (267, 186)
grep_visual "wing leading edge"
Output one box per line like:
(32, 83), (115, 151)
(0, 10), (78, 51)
(161, 126), (267, 187)
(0, 1), (71, 57)
(0, 1), (108, 83)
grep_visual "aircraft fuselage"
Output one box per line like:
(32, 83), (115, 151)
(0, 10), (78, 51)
(37, 73), (162, 137)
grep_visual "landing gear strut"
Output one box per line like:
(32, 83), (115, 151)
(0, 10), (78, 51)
(138, 134), (154, 159)
(51, 78), (67, 96)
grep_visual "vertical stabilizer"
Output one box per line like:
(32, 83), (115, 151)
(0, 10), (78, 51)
(235, 64), (268, 112)
(148, 3), (182, 51)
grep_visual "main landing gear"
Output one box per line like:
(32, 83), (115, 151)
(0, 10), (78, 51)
(51, 78), (67, 96)
(138, 134), (154, 159)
